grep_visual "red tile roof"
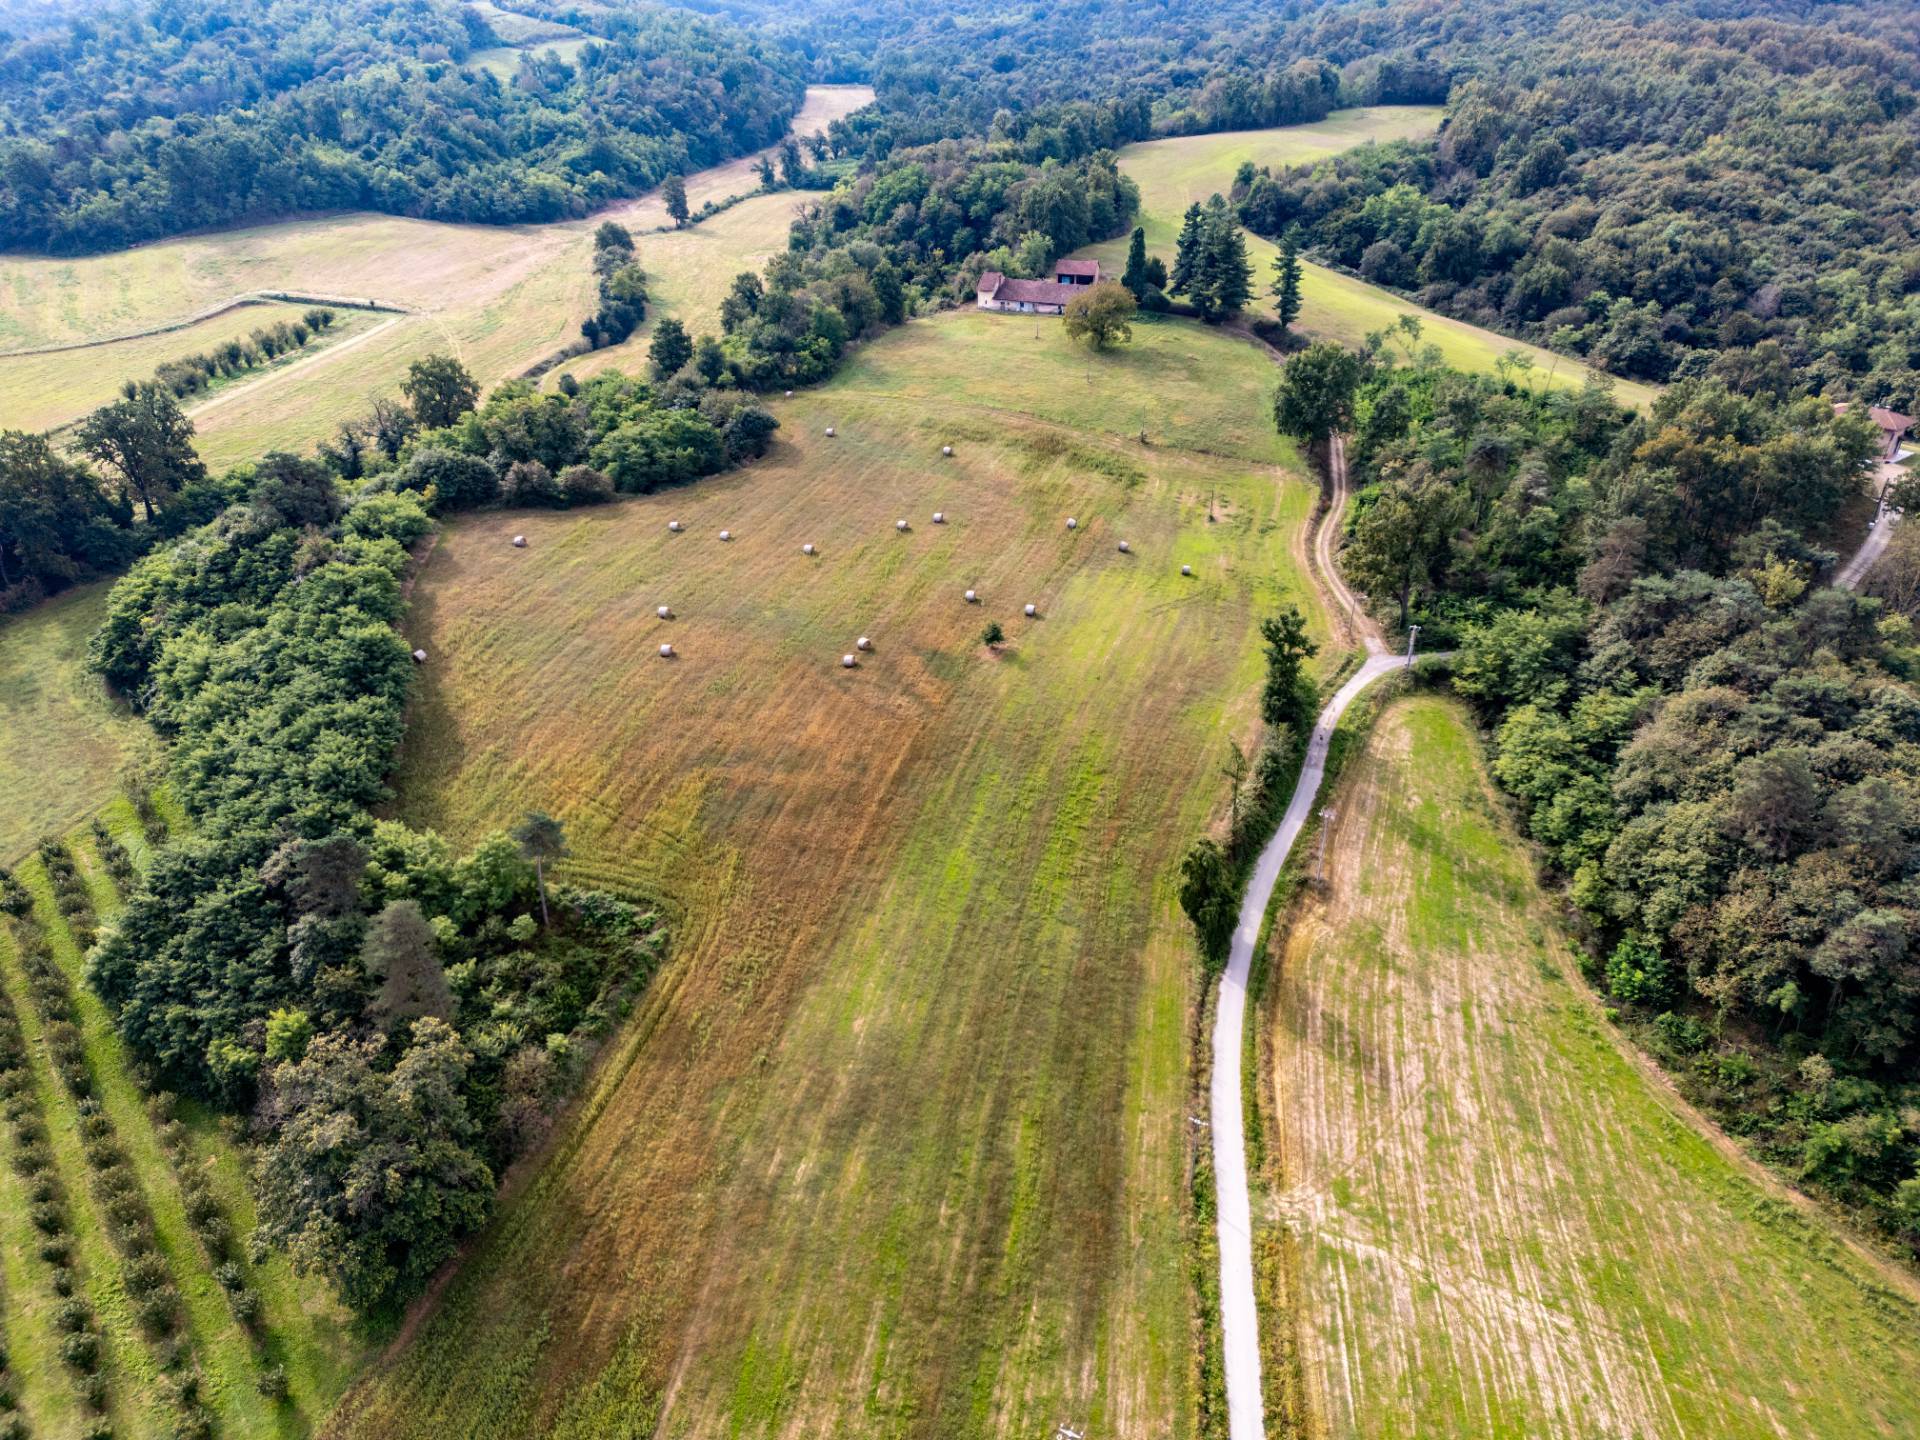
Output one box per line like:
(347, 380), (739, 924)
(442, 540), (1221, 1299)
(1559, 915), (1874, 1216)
(1054, 259), (1101, 278)
(1870, 405), (1914, 434)
(995, 278), (1079, 305)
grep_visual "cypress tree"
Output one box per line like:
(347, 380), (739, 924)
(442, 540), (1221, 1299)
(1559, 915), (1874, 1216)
(1121, 226), (1149, 299)
(1273, 227), (1303, 333)
(1169, 203), (1204, 298)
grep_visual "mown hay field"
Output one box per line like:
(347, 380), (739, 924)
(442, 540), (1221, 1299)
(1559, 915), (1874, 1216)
(0, 87), (872, 469)
(324, 308), (1331, 1439)
(1075, 109), (1659, 409)
(1260, 694), (1920, 1439)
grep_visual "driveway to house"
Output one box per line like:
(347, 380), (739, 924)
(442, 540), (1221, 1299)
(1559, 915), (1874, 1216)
(1210, 432), (1402, 1440)
(1836, 457), (1908, 590)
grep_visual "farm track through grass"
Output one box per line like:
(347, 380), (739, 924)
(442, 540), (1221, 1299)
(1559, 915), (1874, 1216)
(1261, 695), (1920, 1439)
(1071, 109), (1658, 409)
(330, 309), (1330, 1439)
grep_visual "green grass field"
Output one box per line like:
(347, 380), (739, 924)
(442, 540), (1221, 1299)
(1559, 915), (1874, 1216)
(0, 584), (151, 866)
(0, 86), (872, 469)
(1076, 109), (1658, 409)
(0, 803), (369, 1439)
(466, 37), (592, 78)
(1259, 694), (1920, 1438)
(322, 307), (1332, 1439)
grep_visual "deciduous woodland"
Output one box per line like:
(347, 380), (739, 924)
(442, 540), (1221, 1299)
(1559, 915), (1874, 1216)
(0, 0), (1918, 1434)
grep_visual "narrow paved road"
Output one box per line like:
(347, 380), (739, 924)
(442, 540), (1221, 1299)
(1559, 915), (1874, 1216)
(1211, 433), (1399, 1440)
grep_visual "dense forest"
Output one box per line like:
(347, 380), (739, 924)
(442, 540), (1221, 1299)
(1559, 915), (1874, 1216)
(0, 0), (803, 251)
(1237, 5), (1920, 405)
(1272, 331), (1920, 1255)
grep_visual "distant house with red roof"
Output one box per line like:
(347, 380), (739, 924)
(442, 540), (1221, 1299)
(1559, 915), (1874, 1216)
(976, 259), (1101, 314)
(1836, 401), (1914, 461)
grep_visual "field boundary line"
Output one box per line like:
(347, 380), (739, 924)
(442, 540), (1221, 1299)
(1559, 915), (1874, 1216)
(1, 290), (414, 359)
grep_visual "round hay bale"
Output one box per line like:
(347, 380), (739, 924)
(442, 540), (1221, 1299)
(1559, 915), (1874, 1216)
(802, 543), (816, 555)
(842, 653), (856, 668)
(1066, 516), (1078, 530)
(785, 389), (794, 398)
(668, 520), (683, 532)
(1024, 604), (1037, 617)
(659, 643), (674, 658)
(719, 529), (732, 541)
(896, 519), (909, 532)
(511, 535), (527, 548)
(964, 589), (978, 603)
(825, 426), (836, 437)
(1181, 564), (1192, 576)
(411, 649), (427, 664)
(657, 605), (671, 619)
(942, 445), (953, 457)
(932, 511), (945, 524)
(856, 636), (872, 651)
(1118, 540), (1130, 553)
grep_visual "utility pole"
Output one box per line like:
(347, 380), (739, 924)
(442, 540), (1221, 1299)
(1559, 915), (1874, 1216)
(1405, 623), (1420, 667)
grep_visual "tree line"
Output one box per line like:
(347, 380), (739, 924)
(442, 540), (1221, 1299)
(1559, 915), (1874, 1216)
(0, 0), (804, 252)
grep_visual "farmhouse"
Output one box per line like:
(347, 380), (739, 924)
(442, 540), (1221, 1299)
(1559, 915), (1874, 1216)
(1835, 401), (1915, 461)
(976, 259), (1102, 314)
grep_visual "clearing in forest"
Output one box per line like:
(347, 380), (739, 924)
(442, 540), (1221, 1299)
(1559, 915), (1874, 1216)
(1076, 109), (1658, 408)
(326, 308), (1330, 1439)
(1261, 694), (1920, 1440)
(0, 86), (871, 468)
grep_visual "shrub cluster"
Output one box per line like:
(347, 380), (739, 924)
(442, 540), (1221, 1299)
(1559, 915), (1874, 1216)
(579, 224), (647, 351)
(34, 841), (93, 950)
(87, 823), (138, 896)
(150, 310), (336, 401)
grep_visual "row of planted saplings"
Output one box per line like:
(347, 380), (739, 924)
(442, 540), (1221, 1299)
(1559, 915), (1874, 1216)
(10, 848), (218, 1440)
(143, 1089), (287, 1404)
(0, 882), (97, 1438)
(35, 841), (94, 952)
(87, 825), (138, 900)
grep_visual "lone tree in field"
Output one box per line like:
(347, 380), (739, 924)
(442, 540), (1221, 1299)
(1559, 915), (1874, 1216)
(76, 382), (205, 522)
(1063, 281), (1137, 351)
(648, 317), (693, 378)
(1273, 340), (1366, 463)
(981, 620), (1005, 647)
(401, 354), (479, 429)
(512, 811), (569, 927)
(663, 173), (689, 227)
(1271, 227), (1303, 334)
